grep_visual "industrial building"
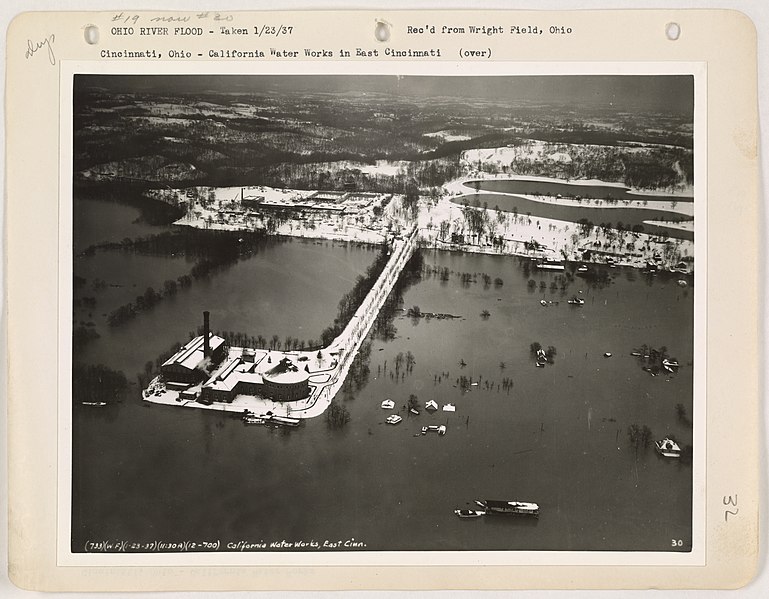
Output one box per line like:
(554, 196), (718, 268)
(200, 354), (311, 404)
(160, 311), (311, 404)
(160, 312), (225, 385)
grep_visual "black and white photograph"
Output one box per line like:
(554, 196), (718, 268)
(68, 71), (699, 556)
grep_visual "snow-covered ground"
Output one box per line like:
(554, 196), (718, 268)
(163, 177), (693, 273)
(424, 130), (472, 142)
(443, 175), (694, 218)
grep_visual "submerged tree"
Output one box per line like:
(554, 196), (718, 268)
(545, 346), (557, 364)
(627, 424), (653, 453)
(326, 400), (351, 429)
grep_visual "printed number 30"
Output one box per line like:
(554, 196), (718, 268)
(671, 539), (684, 547)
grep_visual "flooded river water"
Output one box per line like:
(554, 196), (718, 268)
(71, 198), (693, 553)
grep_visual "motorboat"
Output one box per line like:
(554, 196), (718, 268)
(385, 414), (402, 425)
(474, 499), (539, 517)
(537, 261), (564, 271)
(655, 437), (682, 458)
(255, 412), (301, 427)
(421, 425), (447, 436)
(454, 509), (486, 519)
(577, 265), (589, 273)
(604, 352), (612, 358)
(81, 401), (107, 407)
(409, 408), (419, 415)
(567, 296), (585, 305)
(540, 299), (548, 307)
(381, 399), (395, 409)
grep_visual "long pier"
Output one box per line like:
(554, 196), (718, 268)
(143, 225), (418, 419)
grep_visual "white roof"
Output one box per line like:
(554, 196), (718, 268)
(162, 334), (225, 371)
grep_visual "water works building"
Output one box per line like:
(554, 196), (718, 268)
(160, 333), (227, 385)
(159, 312), (311, 404)
(199, 354), (311, 404)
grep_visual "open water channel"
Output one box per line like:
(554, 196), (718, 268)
(71, 195), (694, 553)
(454, 179), (694, 241)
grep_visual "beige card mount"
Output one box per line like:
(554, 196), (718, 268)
(5, 9), (759, 591)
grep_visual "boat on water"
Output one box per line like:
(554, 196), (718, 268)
(386, 414), (403, 425)
(267, 414), (301, 427)
(475, 499), (539, 517)
(655, 438), (682, 458)
(381, 399), (395, 409)
(539, 299), (548, 307)
(662, 359), (679, 373)
(567, 296), (585, 305)
(604, 352), (612, 358)
(454, 509), (486, 519)
(81, 401), (107, 407)
(537, 262), (565, 271)
(421, 425), (447, 436)
(442, 403), (456, 412)
(409, 408), (419, 415)
(244, 412), (301, 427)
(577, 265), (589, 273)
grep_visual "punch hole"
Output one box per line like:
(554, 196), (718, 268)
(84, 25), (100, 45)
(665, 22), (680, 41)
(375, 20), (391, 42)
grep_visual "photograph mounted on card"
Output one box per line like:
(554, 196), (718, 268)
(5, 9), (759, 592)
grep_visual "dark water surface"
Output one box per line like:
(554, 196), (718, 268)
(468, 179), (693, 203)
(453, 193), (693, 241)
(72, 199), (694, 552)
(74, 197), (169, 254)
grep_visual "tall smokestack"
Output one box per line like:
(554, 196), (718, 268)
(203, 311), (210, 357)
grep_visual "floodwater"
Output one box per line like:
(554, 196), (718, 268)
(453, 193), (693, 241)
(469, 179), (693, 203)
(73, 199), (380, 377)
(72, 200), (694, 554)
(74, 197), (168, 254)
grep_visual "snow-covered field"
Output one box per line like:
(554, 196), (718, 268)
(163, 175), (693, 273)
(424, 130), (472, 142)
(441, 175), (694, 218)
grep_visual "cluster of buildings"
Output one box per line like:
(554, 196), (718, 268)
(239, 187), (390, 216)
(159, 312), (312, 404)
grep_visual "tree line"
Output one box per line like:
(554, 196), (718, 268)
(98, 229), (269, 328)
(72, 363), (128, 406)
